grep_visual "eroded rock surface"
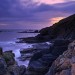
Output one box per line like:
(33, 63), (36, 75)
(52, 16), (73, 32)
(0, 48), (26, 75)
(46, 40), (75, 75)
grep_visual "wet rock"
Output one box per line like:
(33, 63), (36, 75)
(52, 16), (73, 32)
(7, 64), (20, 75)
(28, 54), (57, 74)
(19, 53), (33, 61)
(20, 42), (52, 62)
(26, 40), (70, 75)
(20, 48), (35, 54)
(0, 57), (7, 75)
(32, 42), (52, 50)
(19, 65), (26, 75)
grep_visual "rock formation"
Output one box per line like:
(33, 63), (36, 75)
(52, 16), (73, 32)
(0, 48), (26, 75)
(46, 40), (75, 75)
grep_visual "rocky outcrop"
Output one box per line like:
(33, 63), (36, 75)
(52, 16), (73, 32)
(46, 40), (75, 75)
(0, 48), (26, 75)
(19, 42), (51, 61)
(25, 40), (70, 75)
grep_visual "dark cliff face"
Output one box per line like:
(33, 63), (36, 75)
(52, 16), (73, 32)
(36, 14), (75, 41)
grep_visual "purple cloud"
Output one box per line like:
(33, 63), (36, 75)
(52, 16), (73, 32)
(0, 0), (75, 29)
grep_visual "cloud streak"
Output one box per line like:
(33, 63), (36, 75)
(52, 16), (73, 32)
(0, 0), (75, 29)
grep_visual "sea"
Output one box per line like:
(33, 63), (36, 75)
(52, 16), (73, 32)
(0, 29), (38, 67)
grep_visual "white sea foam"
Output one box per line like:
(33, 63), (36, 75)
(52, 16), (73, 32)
(0, 30), (38, 67)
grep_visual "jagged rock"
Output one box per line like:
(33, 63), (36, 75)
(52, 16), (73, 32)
(0, 57), (7, 75)
(25, 40), (70, 75)
(32, 42), (52, 50)
(19, 65), (26, 75)
(20, 48), (35, 54)
(19, 42), (52, 61)
(46, 40), (75, 75)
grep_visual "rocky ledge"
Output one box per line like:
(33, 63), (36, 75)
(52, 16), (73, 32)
(19, 42), (51, 61)
(25, 40), (71, 75)
(0, 48), (26, 75)
(46, 40), (75, 75)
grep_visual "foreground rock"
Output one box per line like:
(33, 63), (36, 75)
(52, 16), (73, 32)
(19, 42), (51, 61)
(46, 40), (75, 75)
(25, 40), (70, 75)
(0, 48), (26, 75)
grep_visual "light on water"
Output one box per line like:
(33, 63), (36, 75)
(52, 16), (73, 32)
(0, 30), (38, 67)
(0, 41), (33, 67)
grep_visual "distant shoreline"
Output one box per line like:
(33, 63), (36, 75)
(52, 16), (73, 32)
(18, 30), (39, 33)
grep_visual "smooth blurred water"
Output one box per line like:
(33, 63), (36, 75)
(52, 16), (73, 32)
(0, 29), (38, 67)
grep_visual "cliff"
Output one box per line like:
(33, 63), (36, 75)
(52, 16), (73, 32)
(36, 14), (75, 41)
(46, 40), (75, 75)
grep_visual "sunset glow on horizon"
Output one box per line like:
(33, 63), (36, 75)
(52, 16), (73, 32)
(50, 17), (65, 25)
(33, 0), (65, 4)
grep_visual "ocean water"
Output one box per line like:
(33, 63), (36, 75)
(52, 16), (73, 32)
(0, 29), (38, 67)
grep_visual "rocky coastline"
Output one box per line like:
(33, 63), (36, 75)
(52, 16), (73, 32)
(21, 14), (75, 75)
(0, 48), (26, 75)
(1, 14), (75, 75)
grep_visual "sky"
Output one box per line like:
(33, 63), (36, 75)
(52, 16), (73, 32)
(0, 0), (75, 29)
